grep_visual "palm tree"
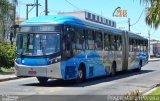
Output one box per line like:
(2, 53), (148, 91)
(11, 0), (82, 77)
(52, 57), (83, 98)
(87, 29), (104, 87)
(141, 0), (160, 29)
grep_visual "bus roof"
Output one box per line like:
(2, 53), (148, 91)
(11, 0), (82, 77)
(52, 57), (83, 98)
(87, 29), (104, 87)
(20, 15), (147, 40)
(20, 15), (83, 26)
(20, 15), (122, 34)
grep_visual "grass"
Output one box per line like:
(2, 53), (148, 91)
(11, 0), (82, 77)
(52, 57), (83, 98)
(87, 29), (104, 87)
(141, 87), (160, 101)
(148, 87), (160, 95)
(122, 88), (160, 101)
(0, 67), (14, 73)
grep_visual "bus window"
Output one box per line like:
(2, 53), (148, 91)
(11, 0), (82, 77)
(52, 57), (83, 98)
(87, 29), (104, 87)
(108, 34), (111, 50)
(144, 40), (148, 51)
(117, 36), (122, 51)
(104, 33), (109, 51)
(87, 30), (95, 50)
(145, 40), (147, 51)
(65, 26), (76, 50)
(129, 38), (133, 52)
(75, 27), (85, 50)
(44, 34), (60, 55)
(135, 40), (138, 51)
(133, 39), (137, 51)
(137, 40), (141, 51)
(140, 40), (143, 51)
(114, 35), (121, 51)
(143, 40), (145, 51)
(16, 33), (60, 56)
(95, 31), (103, 50)
(114, 36), (118, 51)
(131, 39), (134, 52)
(110, 35), (116, 51)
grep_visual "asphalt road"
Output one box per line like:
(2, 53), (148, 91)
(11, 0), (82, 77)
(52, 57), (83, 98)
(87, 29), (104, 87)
(0, 61), (160, 101)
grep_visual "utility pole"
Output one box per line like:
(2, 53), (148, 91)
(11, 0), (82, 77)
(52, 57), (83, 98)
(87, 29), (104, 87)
(26, 4), (29, 20)
(26, 4), (36, 20)
(128, 18), (131, 32)
(36, 0), (38, 16)
(45, 0), (48, 15)
(26, 2), (41, 20)
(148, 30), (150, 60)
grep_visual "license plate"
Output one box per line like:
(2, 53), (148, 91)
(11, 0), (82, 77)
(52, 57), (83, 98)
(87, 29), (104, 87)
(28, 71), (36, 75)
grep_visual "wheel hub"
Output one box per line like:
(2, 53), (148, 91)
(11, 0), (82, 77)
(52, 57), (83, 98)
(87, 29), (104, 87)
(78, 70), (83, 79)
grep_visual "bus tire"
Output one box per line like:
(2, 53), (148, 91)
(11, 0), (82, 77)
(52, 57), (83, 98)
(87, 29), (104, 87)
(135, 60), (142, 72)
(76, 64), (86, 83)
(110, 62), (116, 76)
(37, 77), (48, 84)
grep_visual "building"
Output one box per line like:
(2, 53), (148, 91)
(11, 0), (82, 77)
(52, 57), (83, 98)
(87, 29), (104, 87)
(150, 39), (160, 57)
(58, 11), (116, 28)
(16, 18), (26, 25)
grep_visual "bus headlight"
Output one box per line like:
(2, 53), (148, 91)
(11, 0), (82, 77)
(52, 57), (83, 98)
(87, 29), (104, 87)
(48, 58), (61, 65)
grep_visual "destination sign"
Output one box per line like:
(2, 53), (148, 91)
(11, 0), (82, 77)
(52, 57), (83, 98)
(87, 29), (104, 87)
(20, 25), (60, 32)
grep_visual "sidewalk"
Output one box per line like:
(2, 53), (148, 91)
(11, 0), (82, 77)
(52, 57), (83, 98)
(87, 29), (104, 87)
(149, 57), (160, 62)
(0, 72), (18, 82)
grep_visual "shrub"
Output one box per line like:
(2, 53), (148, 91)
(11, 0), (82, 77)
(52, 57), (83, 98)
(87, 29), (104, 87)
(0, 41), (16, 68)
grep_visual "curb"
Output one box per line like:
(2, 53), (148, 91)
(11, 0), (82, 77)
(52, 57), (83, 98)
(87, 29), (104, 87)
(143, 83), (160, 95)
(0, 76), (19, 82)
(149, 59), (160, 62)
(144, 87), (157, 95)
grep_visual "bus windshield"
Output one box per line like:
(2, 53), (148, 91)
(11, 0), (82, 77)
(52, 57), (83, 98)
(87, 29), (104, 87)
(16, 33), (60, 56)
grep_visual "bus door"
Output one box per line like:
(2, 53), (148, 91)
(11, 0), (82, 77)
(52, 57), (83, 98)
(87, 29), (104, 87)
(122, 31), (129, 71)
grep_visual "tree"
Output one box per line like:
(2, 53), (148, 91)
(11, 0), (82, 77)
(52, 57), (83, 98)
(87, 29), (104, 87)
(0, 0), (10, 19)
(0, 0), (11, 38)
(141, 0), (160, 29)
(0, 0), (18, 41)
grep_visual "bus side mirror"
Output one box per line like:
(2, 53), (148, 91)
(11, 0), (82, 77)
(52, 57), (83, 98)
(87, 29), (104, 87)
(11, 24), (19, 28)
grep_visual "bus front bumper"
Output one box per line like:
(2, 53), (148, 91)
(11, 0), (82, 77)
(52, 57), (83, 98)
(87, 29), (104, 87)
(14, 62), (62, 79)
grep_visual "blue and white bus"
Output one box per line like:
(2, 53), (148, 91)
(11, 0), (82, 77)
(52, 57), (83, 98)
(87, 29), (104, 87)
(15, 15), (148, 84)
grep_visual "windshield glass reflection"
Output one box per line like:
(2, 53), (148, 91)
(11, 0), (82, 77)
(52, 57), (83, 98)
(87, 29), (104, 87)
(16, 33), (60, 56)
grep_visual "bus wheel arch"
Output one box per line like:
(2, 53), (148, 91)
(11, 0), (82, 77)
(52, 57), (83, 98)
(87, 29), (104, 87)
(110, 61), (117, 76)
(76, 63), (86, 83)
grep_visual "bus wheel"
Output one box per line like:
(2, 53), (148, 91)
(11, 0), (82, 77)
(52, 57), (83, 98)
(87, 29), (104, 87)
(76, 65), (85, 83)
(111, 63), (116, 76)
(37, 77), (48, 84)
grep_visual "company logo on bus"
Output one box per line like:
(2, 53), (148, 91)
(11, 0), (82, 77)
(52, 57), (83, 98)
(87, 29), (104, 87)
(113, 7), (127, 17)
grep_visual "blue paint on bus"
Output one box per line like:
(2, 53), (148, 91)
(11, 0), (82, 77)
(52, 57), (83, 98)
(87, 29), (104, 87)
(21, 15), (86, 28)
(15, 15), (148, 83)
(17, 57), (49, 66)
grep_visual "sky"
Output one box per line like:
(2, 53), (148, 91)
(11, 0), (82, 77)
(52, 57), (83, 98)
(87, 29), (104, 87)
(16, 0), (160, 40)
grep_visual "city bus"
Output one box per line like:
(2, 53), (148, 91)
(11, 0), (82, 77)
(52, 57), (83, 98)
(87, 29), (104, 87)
(15, 15), (148, 84)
